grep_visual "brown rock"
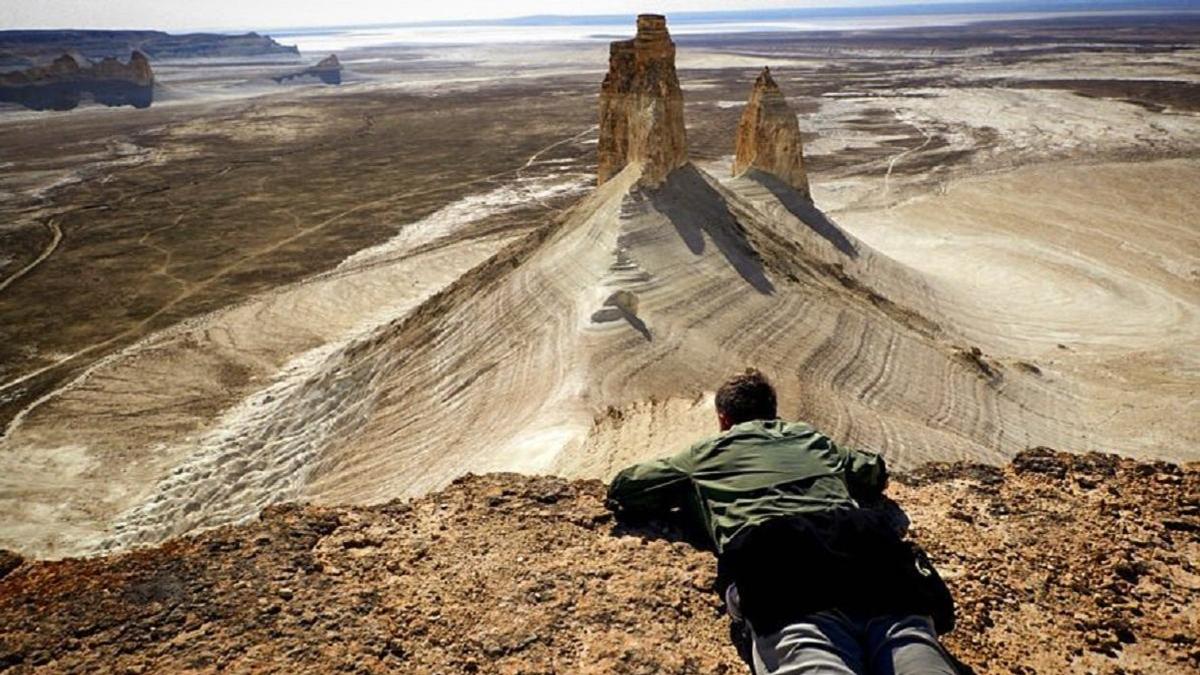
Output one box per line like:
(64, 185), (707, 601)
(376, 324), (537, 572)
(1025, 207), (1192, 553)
(597, 14), (688, 186)
(273, 53), (343, 85)
(1, 455), (1197, 673)
(0, 549), (22, 580)
(47, 54), (81, 78)
(0, 51), (154, 110)
(128, 51), (155, 87)
(90, 51), (154, 87)
(0, 54), (80, 86)
(733, 67), (811, 199)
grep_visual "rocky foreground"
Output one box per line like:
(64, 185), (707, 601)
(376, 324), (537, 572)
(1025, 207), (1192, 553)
(1, 449), (1196, 674)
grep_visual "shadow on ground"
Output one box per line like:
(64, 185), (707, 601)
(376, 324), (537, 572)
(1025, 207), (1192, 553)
(746, 170), (860, 259)
(649, 165), (776, 295)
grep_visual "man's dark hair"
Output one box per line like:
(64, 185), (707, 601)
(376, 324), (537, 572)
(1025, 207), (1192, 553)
(716, 368), (778, 425)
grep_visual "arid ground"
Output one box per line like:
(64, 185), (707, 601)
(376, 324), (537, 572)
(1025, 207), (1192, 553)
(1, 13), (1198, 558)
(2, 450), (1197, 674)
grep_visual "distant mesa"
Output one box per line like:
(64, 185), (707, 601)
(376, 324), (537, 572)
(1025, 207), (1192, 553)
(0, 30), (298, 62)
(0, 51), (154, 111)
(734, 67), (812, 200)
(274, 54), (343, 86)
(597, 14), (688, 186)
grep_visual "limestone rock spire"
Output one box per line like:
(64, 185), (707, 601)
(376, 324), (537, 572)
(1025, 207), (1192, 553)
(597, 14), (688, 186)
(733, 67), (811, 200)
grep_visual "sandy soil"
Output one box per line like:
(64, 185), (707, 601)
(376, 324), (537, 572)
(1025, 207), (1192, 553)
(0, 14), (1198, 558)
(836, 160), (1200, 461)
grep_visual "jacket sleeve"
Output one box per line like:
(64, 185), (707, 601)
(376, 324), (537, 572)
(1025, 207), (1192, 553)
(606, 456), (692, 518)
(842, 446), (888, 502)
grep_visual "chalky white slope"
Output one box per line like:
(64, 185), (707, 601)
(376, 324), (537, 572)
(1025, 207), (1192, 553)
(290, 158), (1076, 511)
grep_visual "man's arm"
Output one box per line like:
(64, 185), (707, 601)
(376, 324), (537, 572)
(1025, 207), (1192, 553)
(606, 456), (692, 519)
(841, 445), (888, 503)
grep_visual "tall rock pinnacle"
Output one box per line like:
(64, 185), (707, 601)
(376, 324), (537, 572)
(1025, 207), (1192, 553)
(597, 14), (688, 186)
(733, 67), (811, 200)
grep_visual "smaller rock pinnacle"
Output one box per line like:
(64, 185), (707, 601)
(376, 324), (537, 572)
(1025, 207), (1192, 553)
(733, 66), (811, 199)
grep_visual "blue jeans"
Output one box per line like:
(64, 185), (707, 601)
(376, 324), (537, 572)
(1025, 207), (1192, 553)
(728, 586), (958, 675)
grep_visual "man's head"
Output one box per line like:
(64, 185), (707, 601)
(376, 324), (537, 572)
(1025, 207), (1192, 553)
(715, 368), (778, 431)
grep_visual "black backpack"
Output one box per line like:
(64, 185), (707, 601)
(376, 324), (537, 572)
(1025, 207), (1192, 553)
(721, 509), (956, 636)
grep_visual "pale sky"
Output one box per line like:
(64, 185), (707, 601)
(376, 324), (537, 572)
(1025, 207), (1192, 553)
(4, 1), (996, 32)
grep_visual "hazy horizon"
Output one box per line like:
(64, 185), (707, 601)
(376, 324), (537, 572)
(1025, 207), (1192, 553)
(1, 0), (1185, 33)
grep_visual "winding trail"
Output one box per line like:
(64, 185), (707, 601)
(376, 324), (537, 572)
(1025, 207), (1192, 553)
(882, 110), (934, 197)
(516, 125), (597, 209)
(0, 128), (599, 438)
(0, 219), (62, 294)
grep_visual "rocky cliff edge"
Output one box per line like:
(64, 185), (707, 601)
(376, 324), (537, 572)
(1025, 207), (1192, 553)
(0, 449), (1196, 674)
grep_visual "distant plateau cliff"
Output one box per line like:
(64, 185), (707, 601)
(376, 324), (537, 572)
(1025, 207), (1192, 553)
(0, 30), (298, 64)
(0, 52), (154, 111)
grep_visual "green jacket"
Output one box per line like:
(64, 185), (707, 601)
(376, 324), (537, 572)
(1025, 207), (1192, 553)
(606, 419), (887, 554)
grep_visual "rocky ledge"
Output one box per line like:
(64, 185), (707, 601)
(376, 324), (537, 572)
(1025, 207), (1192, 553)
(0, 449), (1196, 674)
